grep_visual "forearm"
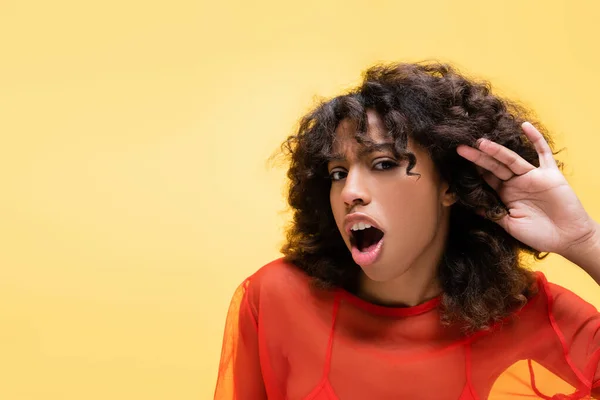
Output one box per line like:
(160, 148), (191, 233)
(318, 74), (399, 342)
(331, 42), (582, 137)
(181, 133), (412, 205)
(562, 221), (600, 285)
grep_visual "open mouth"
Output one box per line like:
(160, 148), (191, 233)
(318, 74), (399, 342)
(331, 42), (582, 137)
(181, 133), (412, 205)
(350, 226), (385, 253)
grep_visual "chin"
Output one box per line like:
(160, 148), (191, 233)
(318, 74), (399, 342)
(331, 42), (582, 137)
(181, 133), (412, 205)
(360, 264), (399, 283)
(362, 258), (414, 282)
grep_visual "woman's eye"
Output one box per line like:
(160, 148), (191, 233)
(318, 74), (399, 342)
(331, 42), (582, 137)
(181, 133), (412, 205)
(374, 160), (398, 171)
(329, 170), (347, 181)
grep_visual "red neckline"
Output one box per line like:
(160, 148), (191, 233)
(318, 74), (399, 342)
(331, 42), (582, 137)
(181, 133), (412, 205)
(336, 288), (442, 317)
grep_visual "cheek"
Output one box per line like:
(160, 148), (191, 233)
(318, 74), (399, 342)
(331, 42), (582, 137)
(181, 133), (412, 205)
(383, 184), (442, 229)
(329, 190), (345, 230)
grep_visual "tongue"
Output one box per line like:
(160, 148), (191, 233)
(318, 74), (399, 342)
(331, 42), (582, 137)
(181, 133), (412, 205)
(361, 242), (379, 253)
(352, 227), (384, 266)
(359, 227), (384, 251)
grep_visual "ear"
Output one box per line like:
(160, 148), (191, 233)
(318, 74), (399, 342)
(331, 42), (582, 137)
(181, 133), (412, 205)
(440, 182), (458, 207)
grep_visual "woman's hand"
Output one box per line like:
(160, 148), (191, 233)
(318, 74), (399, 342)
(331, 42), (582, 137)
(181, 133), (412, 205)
(456, 122), (597, 260)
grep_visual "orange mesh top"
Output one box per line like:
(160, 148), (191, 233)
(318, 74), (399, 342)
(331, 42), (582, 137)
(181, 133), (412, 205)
(214, 258), (600, 399)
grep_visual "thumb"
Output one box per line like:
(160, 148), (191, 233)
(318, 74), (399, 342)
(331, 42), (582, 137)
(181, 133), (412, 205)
(494, 214), (511, 232)
(476, 207), (511, 232)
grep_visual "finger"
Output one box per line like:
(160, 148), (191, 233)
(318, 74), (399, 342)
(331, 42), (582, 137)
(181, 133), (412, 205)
(476, 138), (536, 176)
(480, 170), (503, 192)
(475, 166), (503, 190)
(457, 145), (514, 181)
(521, 122), (558, 169)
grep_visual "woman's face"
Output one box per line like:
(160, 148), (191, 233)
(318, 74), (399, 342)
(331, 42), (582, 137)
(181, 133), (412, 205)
(328, 110), (456, 283)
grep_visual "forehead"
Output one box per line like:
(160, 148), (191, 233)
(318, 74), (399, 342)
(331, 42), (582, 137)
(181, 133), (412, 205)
(332, 110), (389, 155)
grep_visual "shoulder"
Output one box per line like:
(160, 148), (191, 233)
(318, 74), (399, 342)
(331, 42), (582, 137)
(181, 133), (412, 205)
(240, 257), (313, 306)
(535, 271), (600, 324)
(249, 257), (311, 289)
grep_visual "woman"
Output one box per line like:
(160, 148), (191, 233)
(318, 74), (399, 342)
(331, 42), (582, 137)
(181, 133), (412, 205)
(214, 62), (600, 399)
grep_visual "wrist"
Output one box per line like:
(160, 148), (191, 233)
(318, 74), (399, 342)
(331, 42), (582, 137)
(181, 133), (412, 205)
(561, 221), (600, 271)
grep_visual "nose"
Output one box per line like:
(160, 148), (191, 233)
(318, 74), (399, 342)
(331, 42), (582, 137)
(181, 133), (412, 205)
(340, 168), (371, 207)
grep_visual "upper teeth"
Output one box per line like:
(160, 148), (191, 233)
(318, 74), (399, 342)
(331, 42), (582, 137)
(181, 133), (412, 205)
(351, 222), (372, 231)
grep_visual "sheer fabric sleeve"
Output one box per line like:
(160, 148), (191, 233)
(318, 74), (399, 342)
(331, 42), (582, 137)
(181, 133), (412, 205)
(476, 274), (600, 399)
(214, 279), (267, 400)
(545, 281), (600, 397)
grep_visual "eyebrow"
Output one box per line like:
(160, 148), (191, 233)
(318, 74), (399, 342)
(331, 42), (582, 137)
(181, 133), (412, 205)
(328, 142), (396, 162)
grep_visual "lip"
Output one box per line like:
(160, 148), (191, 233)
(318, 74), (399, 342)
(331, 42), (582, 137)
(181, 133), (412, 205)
(344, 213), (384, 236)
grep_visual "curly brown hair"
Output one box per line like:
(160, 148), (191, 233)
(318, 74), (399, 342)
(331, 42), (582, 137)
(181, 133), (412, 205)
(279, 62), (558, 331)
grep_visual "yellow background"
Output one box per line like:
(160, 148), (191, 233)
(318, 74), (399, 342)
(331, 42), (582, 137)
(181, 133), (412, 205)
(1, 0), (599, 399)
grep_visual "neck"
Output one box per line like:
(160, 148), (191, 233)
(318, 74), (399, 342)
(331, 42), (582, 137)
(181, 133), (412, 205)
(357, 261), (443, 307)
(357, 212), (449, 308)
